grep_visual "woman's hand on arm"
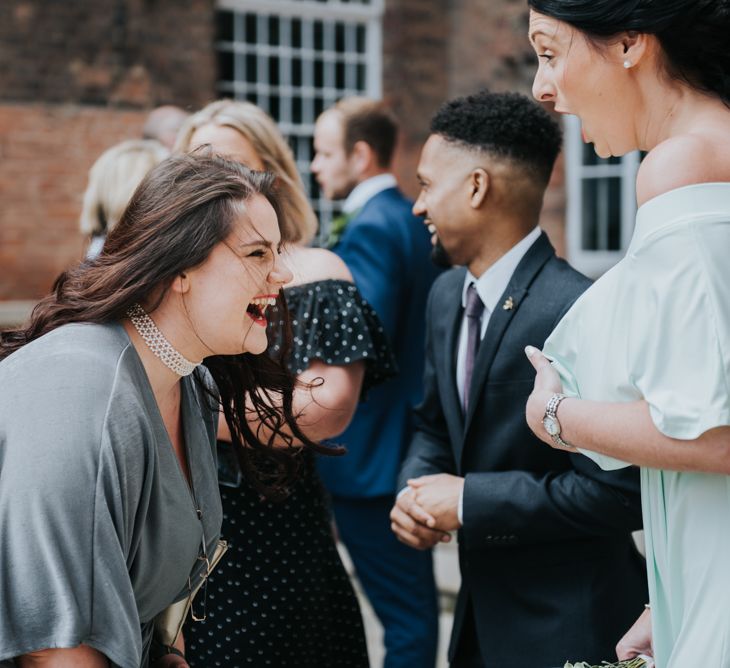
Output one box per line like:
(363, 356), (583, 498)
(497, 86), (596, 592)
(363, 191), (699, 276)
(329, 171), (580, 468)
(16, 645), (110, 667)
(525, 347), (730, 474)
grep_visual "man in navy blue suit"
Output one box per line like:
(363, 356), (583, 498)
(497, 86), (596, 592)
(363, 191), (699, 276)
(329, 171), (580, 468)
(311, 97), (441, 668)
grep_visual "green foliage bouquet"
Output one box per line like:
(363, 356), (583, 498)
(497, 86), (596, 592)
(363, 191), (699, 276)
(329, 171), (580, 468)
(564, 658), (650, 668)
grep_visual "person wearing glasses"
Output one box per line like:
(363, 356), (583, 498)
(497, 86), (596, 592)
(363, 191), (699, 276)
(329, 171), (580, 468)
(0, 153), (332, 668)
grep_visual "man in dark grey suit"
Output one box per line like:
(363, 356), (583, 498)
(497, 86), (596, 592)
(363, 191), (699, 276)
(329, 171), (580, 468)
(390, 91), (647, 668)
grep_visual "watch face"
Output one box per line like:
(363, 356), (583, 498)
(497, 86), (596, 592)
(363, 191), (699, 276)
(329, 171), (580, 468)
(543, 415), (560, 436)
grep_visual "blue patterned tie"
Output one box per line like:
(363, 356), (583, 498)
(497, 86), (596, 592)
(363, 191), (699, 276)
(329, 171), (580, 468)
(463, 284), (485, 412)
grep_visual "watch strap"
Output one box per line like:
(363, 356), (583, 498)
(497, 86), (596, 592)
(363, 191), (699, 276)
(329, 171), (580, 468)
(545, 392), (567, 419)
(545, 393), (573, 449)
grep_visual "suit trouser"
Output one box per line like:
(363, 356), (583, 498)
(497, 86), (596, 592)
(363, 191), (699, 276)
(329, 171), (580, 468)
(332, 495), (440, 668)
(450, 598), (485, 668)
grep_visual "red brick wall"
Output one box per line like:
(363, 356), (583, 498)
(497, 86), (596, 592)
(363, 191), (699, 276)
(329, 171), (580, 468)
(450, 0), (536, 96)
(0, 0), (217, 108)
(382, 1), (450, 200)
(0, 104), (147, 299)
(0, 0), (218, 302)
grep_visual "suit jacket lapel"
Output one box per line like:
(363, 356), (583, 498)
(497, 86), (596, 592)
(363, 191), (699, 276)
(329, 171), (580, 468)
(434, 269), (466, 443)
(463, 232), (555, 435)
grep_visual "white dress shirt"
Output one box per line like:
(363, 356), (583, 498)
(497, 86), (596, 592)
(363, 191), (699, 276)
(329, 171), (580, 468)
(343, 173), (398, 214)
(455, 226), (542, 408)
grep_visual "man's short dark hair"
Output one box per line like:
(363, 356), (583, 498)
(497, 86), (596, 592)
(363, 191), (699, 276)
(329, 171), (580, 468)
(334, 97), (399, 168)
(430, 90), (562, 185)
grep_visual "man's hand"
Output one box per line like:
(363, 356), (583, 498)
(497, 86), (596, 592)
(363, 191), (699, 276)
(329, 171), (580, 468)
(390, 487), (450, 550)
(408, 473), (464, 532)
(616, 608), (653, 661)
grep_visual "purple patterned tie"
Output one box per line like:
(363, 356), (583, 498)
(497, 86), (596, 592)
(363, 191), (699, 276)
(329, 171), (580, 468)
(463, 283), (485, 412)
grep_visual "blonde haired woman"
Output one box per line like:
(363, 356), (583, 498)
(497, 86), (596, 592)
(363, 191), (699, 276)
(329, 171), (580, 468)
(80, 139), (169, 258)
(177, 100), (395, 667)
(176, 99), (316, 245)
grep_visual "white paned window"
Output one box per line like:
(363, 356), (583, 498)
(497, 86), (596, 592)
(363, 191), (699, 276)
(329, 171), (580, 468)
(564, 114), (642, 278)
(216, 0), (384, 244)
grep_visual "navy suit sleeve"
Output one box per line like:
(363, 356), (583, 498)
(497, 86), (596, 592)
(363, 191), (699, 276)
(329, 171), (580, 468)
(461, 459), (642, 549)
(397, 287), (456, 489)
(334, 215), (405, 342)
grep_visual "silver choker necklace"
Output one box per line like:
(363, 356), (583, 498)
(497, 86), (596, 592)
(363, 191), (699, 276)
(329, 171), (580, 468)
(127, 303), (200, 377)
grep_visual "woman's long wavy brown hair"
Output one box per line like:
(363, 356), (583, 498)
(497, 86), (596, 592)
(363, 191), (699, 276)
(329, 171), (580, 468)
(0, 152), (341, 498)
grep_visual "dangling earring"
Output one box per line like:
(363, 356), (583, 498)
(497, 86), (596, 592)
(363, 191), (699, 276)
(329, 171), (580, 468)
(623, 60), (632, 69)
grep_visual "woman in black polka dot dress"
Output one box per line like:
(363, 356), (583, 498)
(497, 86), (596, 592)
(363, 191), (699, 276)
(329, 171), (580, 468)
(178, 101), (397, 668)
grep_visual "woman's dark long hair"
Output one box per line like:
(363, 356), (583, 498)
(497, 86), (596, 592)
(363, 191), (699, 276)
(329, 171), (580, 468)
(528, 0), (730, 105)
(0, 152), (342, 499)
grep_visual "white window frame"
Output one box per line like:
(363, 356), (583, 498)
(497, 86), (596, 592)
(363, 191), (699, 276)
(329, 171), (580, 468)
(216, 0), (384, 244)
(564, 114), (641, 278)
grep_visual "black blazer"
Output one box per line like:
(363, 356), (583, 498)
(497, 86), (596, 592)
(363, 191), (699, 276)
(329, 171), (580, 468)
(398, 233), (647, 668)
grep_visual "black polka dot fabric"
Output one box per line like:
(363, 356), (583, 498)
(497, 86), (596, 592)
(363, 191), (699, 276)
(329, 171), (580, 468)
(184, 279), (396, 668)
(185, 454), (368, 668)
(271, 279), (397, 395)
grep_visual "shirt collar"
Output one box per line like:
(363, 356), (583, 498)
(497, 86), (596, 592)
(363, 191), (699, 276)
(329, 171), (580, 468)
(343, 173), (398, 214)
(461, 227), (542, 312)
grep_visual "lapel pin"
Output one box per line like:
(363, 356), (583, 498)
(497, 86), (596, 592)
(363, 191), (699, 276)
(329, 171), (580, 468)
(502, 296), (514, 311)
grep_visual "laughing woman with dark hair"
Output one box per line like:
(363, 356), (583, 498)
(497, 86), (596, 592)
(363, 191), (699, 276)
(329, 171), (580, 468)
(175, 100), (396, 668)
(523, 0), (730, 665)
(0, 153), (334, 668)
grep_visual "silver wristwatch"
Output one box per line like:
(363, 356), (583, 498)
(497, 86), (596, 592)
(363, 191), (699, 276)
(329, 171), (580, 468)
(542, 393), (571, 449)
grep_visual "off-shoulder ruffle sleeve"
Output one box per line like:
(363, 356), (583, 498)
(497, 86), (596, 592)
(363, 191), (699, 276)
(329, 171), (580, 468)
(543, 185), (730, 472)
(627, 216), (730, 440)
(270, 279), (397, 396)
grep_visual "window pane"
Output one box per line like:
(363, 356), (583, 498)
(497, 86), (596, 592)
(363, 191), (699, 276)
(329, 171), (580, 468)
(217, 11), (233, 42)
(292, 58), (303, 87)
(215, 4), (381, 245)
(268, 15), (280, 45)
(245, 54), (256, 83)
(335, 22), (346, 52)
(291, 18), (302, 48)
(314, 21), (324, 51)
(582, 177), (622, 251)
(218, 51), (233, 82)
(269, 56), (280, 86)
(245, 13), (256, 42)
(335, 61), (346, 90)
(292, 97), (303, 124)
(314, 58), (324, 88)
(356, 25), (366, 53)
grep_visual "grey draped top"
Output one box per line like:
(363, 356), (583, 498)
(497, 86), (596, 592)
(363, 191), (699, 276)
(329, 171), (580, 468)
(0, 322), (222, 667)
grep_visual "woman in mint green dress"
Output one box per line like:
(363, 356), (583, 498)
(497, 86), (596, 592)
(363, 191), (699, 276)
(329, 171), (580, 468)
(523, 1), (730, 666)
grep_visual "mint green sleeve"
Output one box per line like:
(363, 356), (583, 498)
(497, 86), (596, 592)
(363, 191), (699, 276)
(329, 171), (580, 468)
(629, 219), (730, 440)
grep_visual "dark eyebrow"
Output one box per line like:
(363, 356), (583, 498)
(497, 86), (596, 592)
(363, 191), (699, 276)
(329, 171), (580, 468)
(529, 29), (549, 44)
(238, 240), (275, 250)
